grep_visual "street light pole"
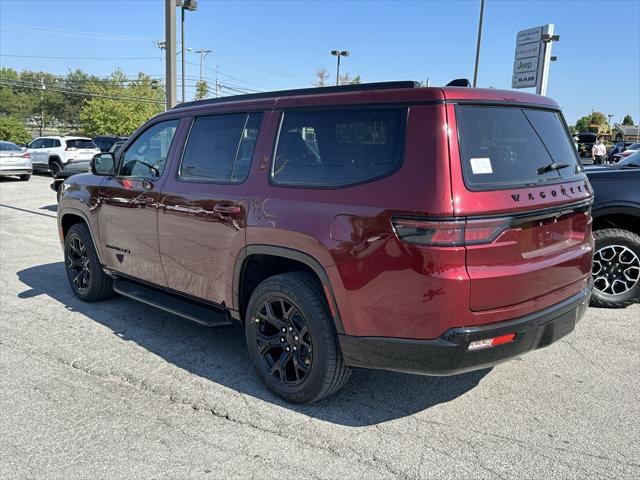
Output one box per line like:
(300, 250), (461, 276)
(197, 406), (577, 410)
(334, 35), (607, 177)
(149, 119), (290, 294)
(164, 0), (177, 110)
(330, 50), (350, 86)
(472, 0), (485, 87)
(178, 0), (198, 103)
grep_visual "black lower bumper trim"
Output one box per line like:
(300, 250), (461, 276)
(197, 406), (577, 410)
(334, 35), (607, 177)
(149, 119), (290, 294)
(339, 284), (592, 376)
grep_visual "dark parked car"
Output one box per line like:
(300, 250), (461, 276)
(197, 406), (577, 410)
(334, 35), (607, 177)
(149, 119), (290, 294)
(577, 132), (597, 158)
(585, 151), (640, 307)
(608, 141), (635, 163)
(57, 81), (593, 402)
(93, 135), (127, 153)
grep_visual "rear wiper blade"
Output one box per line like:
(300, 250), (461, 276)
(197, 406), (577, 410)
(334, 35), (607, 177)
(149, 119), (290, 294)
(537, 162), (571, 175)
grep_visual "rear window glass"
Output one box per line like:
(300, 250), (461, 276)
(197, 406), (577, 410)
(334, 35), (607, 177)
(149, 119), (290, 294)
(272, 107), (405, 188)
(66, 139), (97, 149)
(456, 106), (581, 189)
(0, 142), (21, 151)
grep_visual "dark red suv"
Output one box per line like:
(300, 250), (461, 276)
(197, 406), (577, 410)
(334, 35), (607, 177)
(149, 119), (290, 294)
(58, 81), (594, 403)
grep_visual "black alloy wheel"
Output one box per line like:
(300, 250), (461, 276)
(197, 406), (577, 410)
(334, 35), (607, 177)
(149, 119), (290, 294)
(245, 272), (351, 403)
(50, 161), (62, 176)
(66, 236), (91, 294)
(254, 297), (313, 386)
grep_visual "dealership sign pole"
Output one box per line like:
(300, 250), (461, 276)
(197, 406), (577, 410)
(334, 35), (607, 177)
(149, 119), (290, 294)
(512, 24), (559, 96)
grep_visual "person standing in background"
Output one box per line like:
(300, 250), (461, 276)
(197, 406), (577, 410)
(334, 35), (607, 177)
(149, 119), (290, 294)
(592, 137), (607, 164)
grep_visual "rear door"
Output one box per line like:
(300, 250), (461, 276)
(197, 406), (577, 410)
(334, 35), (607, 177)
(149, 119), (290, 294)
(157, 112), (263, 304)
(449, 104), (593, 311)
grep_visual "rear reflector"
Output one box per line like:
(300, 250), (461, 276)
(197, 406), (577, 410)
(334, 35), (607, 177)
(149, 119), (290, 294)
(468, 333), (516, 351)
(392, 217), (510, 247)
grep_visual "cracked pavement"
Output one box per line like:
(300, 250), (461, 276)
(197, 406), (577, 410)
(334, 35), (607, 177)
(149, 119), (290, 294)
(1, 175), (639, 479)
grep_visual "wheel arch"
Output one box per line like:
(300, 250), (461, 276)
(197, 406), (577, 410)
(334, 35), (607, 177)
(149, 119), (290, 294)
(233, 245), (344, 333)
(592, 207), (640, 236)
(58, 207), (104, 264)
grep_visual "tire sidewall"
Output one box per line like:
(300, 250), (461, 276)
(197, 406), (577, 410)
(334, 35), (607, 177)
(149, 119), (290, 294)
(592, 229), (640, 307)
(245, 276), (333, 402)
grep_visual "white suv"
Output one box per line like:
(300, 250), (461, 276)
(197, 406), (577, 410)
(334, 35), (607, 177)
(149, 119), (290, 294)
(27, 136), (100, 175)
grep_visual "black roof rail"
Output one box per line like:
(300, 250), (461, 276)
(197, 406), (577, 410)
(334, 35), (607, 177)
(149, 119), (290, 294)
(172, 81), (420, 110)
(446, 78), (471, 87)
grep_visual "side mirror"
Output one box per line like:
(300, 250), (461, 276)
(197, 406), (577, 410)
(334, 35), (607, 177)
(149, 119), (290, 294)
(90, 153), (115, 176)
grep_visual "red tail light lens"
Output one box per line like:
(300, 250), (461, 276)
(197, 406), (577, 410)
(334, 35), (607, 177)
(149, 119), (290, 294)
(22, 152), (31, 159)
(392, 219), (464, 246)
(392, 217), (511, 247)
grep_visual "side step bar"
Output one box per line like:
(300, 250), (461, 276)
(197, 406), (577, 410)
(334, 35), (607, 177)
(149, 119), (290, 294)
(113, 278), (232, 328)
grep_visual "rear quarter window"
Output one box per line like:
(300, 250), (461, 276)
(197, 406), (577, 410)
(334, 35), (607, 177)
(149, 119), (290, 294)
(272, 107), (406, 188)
(456, 106), (582, 190)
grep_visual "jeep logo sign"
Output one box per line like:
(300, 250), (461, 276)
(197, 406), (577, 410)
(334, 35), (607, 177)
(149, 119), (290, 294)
(513, 56), (539, 74)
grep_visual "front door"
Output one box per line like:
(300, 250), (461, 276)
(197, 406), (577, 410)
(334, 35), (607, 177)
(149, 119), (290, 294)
(98, 119), (181, 286)
(158, 112), (263, 304)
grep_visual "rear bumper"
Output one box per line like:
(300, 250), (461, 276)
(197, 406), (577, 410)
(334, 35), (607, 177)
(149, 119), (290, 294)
(0, 167), (32, 176)
(339, 282), (592, 375)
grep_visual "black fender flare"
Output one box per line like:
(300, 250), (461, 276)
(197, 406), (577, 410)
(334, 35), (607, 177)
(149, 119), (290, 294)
(233, 245), (344, 333)
(58, 206), (104, 264)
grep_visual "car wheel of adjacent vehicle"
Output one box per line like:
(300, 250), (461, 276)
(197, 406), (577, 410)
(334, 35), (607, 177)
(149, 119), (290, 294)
(245, 272), (351, 403)
(49, 161), (63, 176)
(64, 223), (114, 302)
(19, 174), (30, 181)
(590, 228), (640, 308)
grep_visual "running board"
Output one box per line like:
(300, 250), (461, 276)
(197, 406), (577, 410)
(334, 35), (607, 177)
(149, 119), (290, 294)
(113, 278), (232, 328)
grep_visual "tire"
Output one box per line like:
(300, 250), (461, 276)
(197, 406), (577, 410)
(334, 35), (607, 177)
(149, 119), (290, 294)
(590, 228), (640, 308)
(64, 223), (114, 302)
(49, 160), (63, 176)
(19, 174), (30, 181)
(245, 272), (351, 403)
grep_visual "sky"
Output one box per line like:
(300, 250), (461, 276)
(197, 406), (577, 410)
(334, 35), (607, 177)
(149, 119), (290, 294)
(0, 0), (638, 125)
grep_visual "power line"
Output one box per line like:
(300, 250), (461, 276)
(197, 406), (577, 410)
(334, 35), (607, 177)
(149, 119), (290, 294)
(0, 79), (164, 105)
(1, 54), (162, 61)
(1, 22), (159, 43)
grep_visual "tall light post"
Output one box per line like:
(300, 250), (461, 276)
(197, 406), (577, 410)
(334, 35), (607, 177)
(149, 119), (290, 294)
(164, 1), (177, 110)
(472, 0), (485, 87)
(178, 0), (198, 103)
(330, 50), (349, 86)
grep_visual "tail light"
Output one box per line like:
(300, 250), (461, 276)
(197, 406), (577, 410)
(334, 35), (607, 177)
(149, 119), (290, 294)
(22, 152), (31, 159)
(621, 150), (634, 157)
(392, 217), (510, 247)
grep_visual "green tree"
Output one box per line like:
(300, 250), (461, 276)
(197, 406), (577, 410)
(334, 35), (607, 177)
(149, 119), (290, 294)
(622, 114), (634, 126)
(0, 116), (32, 145)
(575, 111), (607, 133)
(194, 80), (208, 100)
(339, 73), (362, 85)
(79, 70), (164, 136)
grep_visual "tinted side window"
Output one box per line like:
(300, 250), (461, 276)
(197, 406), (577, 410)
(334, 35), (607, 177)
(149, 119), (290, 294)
(52, 139), (61, 147)
(272, 108), (405, 187)
(120, 120), (179, 178)
(180, 112), (261, 183)
(29, 139), (44, 149)
(42, 139), (55, 148)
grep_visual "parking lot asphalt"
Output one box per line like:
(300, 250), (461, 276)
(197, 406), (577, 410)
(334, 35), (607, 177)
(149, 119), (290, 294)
(1, 174), (639, 479)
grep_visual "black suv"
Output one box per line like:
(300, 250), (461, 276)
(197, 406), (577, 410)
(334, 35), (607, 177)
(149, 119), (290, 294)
(586, 153), (640, 307)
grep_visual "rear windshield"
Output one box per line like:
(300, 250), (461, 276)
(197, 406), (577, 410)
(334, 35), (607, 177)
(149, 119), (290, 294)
(456, 106), (582, 190)
(0, 142), (21, 151)
(66, 139), (97, 149)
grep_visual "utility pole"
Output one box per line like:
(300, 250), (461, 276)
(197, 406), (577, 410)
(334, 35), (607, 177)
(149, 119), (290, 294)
(195, 48), (212, 81)
(472, 0), (485, 87)
(165, 0), (177, 110)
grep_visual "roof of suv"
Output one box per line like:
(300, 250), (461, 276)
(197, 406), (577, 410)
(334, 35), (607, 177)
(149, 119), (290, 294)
(36, 136), (92, 141)
(169, 81), (559, 116)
